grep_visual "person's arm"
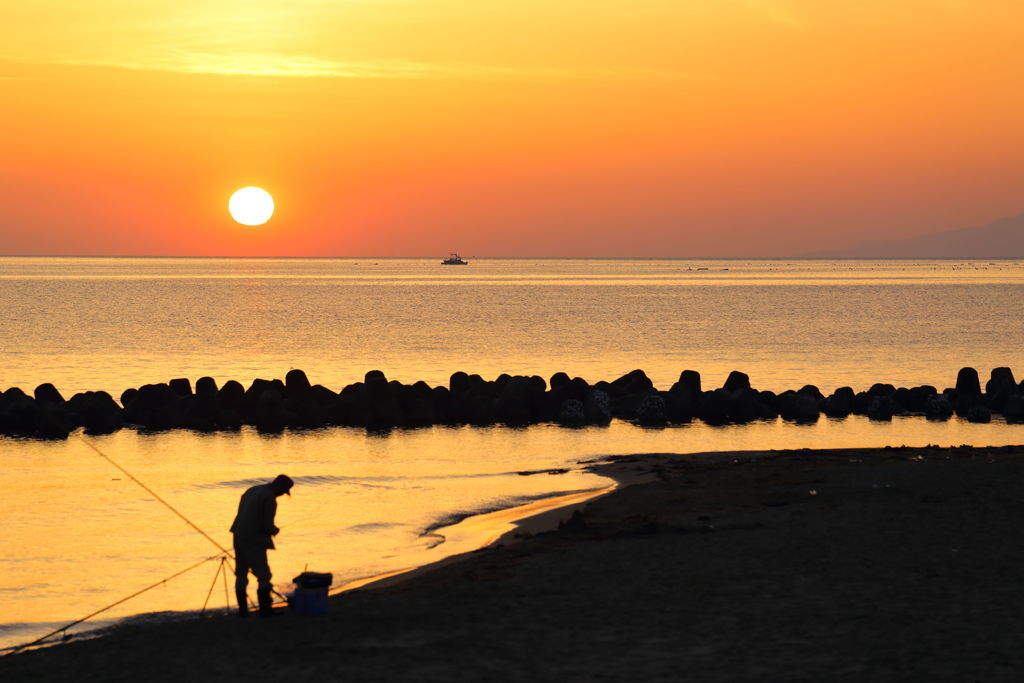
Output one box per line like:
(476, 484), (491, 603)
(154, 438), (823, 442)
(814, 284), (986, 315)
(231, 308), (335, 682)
(263, 492), (280, 537)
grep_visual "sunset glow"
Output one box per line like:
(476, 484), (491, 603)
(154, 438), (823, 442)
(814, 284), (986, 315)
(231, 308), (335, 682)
(7, 2), (1024, 672)
(1, 1), (1022, 256)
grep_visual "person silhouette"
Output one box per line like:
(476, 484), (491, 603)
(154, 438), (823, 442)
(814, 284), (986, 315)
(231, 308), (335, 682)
(230, 474), (293, 617)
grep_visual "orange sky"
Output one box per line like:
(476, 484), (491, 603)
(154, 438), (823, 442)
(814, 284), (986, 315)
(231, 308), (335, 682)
(1, 1), (1022, 256)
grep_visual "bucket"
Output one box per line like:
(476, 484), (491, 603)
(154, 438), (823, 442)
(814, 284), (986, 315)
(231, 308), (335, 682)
(288, 571), (333, 616)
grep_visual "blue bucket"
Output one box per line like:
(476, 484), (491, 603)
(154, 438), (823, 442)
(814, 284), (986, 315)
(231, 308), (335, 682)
(288, 571), (333, 616)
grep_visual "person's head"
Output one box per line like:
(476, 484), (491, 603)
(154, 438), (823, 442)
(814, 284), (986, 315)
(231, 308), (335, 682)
(270, 474), (294, 497)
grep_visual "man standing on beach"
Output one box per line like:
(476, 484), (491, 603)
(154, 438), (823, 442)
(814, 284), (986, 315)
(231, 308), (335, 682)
(230, 474), (294, 617)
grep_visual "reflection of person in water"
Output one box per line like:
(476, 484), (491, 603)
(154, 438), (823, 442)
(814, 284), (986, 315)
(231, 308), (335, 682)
(230, 474), (293, 617)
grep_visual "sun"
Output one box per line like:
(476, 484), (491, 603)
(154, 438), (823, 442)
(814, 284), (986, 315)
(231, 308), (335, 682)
(229, 187), (275, 226)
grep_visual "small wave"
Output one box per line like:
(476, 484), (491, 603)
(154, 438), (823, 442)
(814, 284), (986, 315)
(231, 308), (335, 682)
(420, 487), (599, 536)
(0, 620), (74, 633)
(192, 477), (283, 490)
(0, 616), (119, 653)
(516, 467), (570, 476)
(193, 474), (391, 489)
(115, 610), (197, 628)
(0, 583), (49, 593)
(195, 469), (578, 491)
(347, 521), (404, 533)
(421, 532), (445, 550)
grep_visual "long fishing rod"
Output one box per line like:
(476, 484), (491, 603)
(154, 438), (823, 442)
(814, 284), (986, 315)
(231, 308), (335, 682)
(3, 551), (226, 656)
(3, 437), (272, 657)
(78, 436), (233, 562)
(81, 437), (286, 606)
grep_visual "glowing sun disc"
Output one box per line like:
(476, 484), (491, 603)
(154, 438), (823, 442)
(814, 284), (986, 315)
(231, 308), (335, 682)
(229, 187), (275, 226)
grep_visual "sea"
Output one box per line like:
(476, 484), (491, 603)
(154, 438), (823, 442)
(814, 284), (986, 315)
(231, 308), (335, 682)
(2, 256), (1023, 650)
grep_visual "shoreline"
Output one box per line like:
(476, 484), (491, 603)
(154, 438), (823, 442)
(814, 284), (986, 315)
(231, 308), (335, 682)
(331, 484), (618, 596)
(0, 479), (619, 655)
(5, 444), (1024, 681)
(294, 449), (751, 601)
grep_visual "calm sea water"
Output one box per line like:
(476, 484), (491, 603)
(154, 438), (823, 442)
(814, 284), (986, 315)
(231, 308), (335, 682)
(3, 257), (1023, 394)
(2, 257), (1024, 650)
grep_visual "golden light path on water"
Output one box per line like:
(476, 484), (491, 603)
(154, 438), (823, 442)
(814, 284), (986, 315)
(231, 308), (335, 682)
(3, 416), (1023, 650)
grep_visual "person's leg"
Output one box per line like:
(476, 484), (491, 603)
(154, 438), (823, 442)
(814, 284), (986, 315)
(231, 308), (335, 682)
(249, 548), (274, 616)
(233, 543), (252, 617)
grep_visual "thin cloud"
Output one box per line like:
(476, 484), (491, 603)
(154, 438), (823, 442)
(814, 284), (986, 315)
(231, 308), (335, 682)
(2, 2), (724, 83)
(26, 52), (707, 82)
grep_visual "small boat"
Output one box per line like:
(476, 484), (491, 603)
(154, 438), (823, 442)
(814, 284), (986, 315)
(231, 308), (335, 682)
(441, 253), (468, 265)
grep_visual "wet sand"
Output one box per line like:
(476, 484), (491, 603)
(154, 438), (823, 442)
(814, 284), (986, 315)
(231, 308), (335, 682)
(5, 444), (1024, 682)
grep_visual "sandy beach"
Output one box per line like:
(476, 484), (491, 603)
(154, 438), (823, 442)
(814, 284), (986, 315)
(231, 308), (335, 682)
(5, 444), (1024, 682)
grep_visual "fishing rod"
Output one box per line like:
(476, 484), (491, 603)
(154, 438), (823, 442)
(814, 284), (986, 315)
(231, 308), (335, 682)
(79, 436), (256, 600)
(3, 551), (226, 656)
(5, 436), (308, 656)
(6, 437), (305, 655)
(82, 437), (294, 603)
(78, 436), (234, 564)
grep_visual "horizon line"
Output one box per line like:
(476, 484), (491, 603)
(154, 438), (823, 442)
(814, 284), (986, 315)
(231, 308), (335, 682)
(1, 254), (1020, 261)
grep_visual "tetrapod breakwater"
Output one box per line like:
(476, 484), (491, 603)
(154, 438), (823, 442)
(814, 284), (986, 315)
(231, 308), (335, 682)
(2, 366), (1023, 441)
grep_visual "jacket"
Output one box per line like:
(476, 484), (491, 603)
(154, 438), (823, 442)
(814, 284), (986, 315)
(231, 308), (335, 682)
(229, 483), (279, 549)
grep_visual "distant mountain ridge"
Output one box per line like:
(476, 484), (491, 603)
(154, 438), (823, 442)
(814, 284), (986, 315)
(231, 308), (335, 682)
(806, 212), (1024, 258)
